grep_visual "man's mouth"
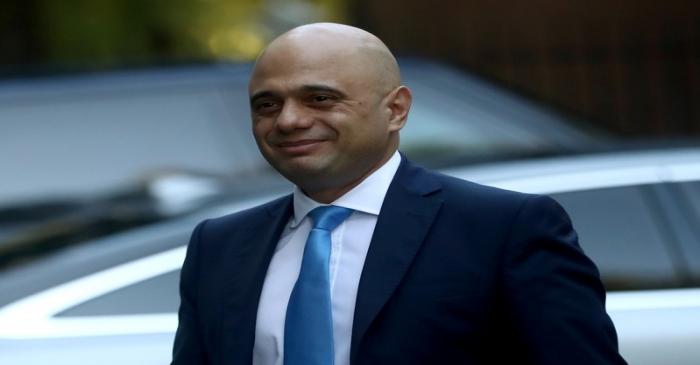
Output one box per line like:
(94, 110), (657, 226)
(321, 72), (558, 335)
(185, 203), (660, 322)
(276, 139), (325, 154)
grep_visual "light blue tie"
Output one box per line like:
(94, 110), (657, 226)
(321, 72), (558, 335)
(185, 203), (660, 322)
(284, 205), (353, 365)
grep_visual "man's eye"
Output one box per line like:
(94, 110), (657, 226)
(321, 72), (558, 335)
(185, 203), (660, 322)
(312, 95), (332, 103)
(255, 101), (278, 111)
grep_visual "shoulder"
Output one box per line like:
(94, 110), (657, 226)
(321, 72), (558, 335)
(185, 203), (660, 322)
(399, 157), (541, 207)
(398, 158), (568, 223)
(194, 194), (292, 239)
(439, 170), (562, 211)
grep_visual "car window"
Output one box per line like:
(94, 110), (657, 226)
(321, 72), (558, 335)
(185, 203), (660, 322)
(674, 181), (700, 279)
(55, 270), (180, 317)
(0, 83), (266, 205)
(551, 184), (682, 291)
(399, 65), (596, 165)
(677, 181), (700, 233)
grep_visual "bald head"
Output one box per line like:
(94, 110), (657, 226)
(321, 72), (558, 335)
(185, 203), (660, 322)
(252, 23), (401, 95)
(248, 23), (412, 203)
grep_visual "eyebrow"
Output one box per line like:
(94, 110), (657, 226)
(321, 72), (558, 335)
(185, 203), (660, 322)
(300, 84), (346, 97)
(249, 84), (347, 105)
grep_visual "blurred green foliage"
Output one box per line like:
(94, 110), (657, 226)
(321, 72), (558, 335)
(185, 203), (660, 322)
(3, 0), (347, 73)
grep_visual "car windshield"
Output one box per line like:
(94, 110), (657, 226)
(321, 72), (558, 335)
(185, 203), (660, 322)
(399, 60), (604, 166)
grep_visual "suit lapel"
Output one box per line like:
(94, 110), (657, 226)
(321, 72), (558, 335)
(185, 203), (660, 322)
(350, 159), (443, 363)
(220, 195), (293, 365)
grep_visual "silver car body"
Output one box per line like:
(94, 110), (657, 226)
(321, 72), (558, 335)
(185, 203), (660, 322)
(1, 148), (700, 364)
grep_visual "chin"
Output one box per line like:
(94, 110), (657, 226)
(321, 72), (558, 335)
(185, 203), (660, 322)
(283, 163), (343, 188)
(277, 161), (325, 179)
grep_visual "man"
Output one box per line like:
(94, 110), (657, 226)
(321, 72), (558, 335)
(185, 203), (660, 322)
(172, 23), (627, 365)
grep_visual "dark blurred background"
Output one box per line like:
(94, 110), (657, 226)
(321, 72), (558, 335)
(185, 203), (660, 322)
(2, 0), (699, 136)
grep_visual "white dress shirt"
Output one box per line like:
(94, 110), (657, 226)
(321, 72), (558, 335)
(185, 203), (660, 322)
(252, 151), (401, 365)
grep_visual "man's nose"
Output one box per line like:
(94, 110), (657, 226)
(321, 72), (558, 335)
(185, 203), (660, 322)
(276, 101), (313, 132)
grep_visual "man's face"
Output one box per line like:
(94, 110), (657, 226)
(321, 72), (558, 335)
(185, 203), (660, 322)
(248, 43), (400, 195)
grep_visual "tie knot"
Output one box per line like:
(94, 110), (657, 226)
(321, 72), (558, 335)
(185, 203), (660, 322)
(307, 205), (353, 231)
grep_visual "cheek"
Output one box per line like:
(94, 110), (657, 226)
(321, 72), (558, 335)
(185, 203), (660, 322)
(351, 118), (389, 144)
(252, 120), (272, 141)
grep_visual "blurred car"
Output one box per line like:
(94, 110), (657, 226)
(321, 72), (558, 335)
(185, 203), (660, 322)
(0, 59), (607, 270)
(1, 146), (700, 364)
(0, 59), (602, 207)
(0, 169), (288, 270)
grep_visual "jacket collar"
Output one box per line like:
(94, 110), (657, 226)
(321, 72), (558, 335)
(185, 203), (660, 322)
(350, 156), (443, 362)
(220, 195), (293, 364)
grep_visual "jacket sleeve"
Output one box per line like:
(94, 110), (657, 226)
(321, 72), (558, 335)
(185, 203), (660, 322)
(171, 220), (210, 365)
(502, 195), (627, 364)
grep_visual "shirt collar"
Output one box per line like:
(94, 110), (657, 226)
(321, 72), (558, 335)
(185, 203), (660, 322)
(290, 150), (402, 228)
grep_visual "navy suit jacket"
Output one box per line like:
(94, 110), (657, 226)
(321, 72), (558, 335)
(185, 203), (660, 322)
(172, 157), (626, 364)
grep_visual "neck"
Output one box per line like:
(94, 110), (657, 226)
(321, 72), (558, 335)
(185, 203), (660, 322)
(303, 150), (397, 204)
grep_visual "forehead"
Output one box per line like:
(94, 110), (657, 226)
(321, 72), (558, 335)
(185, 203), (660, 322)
(248, 41), (370, 94)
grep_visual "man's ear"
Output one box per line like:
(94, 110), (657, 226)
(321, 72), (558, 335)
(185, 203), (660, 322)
(386, 85), (412, 132)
